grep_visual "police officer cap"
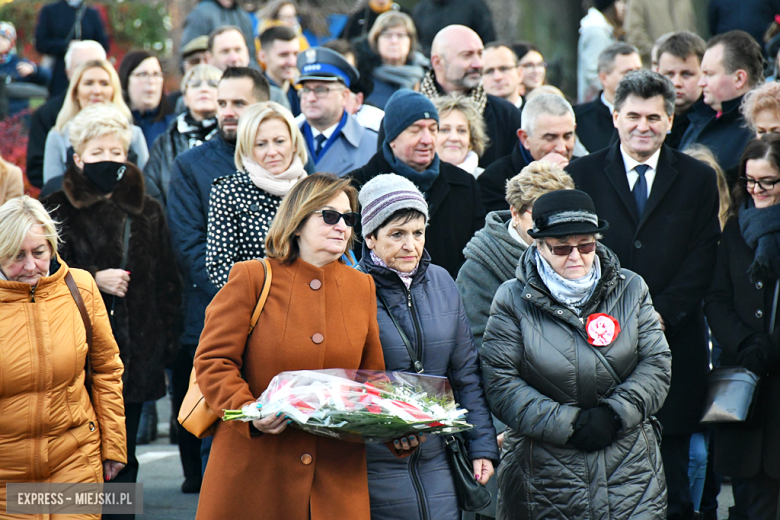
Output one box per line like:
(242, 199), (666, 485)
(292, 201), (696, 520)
(296, 47), (359, 88)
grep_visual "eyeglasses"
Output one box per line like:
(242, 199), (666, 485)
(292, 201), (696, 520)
(379, 31), (410, 41)
(520, 62), (547, 70)
(314, 210), (359, 227)
(741, 176), (780, 191)
(483, 65), (518, 76)
(544, 241), (597, 256)
(187, 79), (219, 89)
(298, 86), (343, 98)
(131, 71), (164, 80)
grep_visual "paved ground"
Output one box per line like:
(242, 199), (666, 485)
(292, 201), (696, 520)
(135, 396), (736, 519)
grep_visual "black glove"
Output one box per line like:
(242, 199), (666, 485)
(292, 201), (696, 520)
(569, 405), (622, 452)
(738, 329), (780, 375)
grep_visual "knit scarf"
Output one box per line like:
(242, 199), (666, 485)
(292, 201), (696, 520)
(457, 150), (480, 176)
(420, 69), (488, 115)
(370, 250), (417, 289)
(535, 248), (601, 316)
(373, 63), (426, 90)
(382, 141), (440, 194)
(739, 200), (780, 283)
(242, 156), (307, 197)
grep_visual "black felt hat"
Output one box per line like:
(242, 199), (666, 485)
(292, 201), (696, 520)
(528, 189), (610, 238)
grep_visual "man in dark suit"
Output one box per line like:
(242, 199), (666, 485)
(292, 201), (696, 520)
(574, 42), (642, 154)
(479, 93), (576, 212)
(566, 69), (721, 520)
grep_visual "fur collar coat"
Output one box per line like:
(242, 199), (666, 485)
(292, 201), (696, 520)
(42, 162), (182, 403)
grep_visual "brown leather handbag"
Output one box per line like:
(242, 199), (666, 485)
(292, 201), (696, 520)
(178, 258), (273, 439)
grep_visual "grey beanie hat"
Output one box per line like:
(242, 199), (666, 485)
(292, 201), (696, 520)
(359, 174), (429, 238)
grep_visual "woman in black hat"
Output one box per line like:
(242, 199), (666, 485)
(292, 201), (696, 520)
(480, 189), (672, 519)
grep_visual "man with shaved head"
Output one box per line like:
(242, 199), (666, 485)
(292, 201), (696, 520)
(420, 24), (522, 169)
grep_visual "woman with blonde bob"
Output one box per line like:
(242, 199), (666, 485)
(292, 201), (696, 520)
(354, 10), (428, 109)
(194, 173), (419, 520)
(42, 103), (181, 489)
(206, 101), (309, 288)
(42, 59), (149, 186)
(0, 196), (127, 517)
(433, 95), (490, 178)
(741, 81), (780, 139)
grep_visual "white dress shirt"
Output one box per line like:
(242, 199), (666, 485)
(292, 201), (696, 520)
(620, 145), (661, 198)
(310, 121), (340, 140)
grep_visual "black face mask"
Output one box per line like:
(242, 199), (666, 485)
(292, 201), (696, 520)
(82, 161), (127, 194)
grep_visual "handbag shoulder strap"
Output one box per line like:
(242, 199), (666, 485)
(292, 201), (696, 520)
(769, 279), (779, 333)
(248, 258), (272, 335)
(65, 271), (92, 349)
(587, 341), (622, 385)
(376, 288), (424, 374)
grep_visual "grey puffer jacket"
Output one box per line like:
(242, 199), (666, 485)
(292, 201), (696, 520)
(481, 244), (671, 520)
(456, 210), (527, 350)
(360, 246), (499, 520)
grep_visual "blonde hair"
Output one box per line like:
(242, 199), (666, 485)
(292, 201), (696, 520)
(368, 11), (418, 57)
(0, 196), (60, 261)
(683, 145), (731, 229)
(505, 160), (575, 212)
(741, 81), (780, 132)
(432, 95), (490, 157)
(68, 103), (133, 156)
(181, 64), (223, 93)
(265, 174), (358, 264)
(56, 59), (131, 133)
(235, 101), (307, 172)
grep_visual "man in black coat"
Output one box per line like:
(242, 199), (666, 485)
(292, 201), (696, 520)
(34, 0), (109, 97)
(166, 66), (269, 494)
(479, 93), (577, 213)
(412, 0), (495, 57)
(420, 24), (522, 170)
(680, 30), (763, 184)
(26, 40), (107, 189)
(349, 89), (485, 279)
(574, 42), (642, 154)
(566, 70), (720, 520)
(655, 31), (706, 150)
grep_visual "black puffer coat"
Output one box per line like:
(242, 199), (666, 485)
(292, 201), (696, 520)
(360, 246), (499, 520)
(481, 244), (671, 520)
(43, 163), (182, 404)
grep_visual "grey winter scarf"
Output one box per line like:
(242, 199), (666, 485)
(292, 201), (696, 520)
(535, 248), (601, 316)
(370, 250), (417, 289)
(420, 69), (487, 115)
(739, 200), (780, 283)
(373, 63), (426, 90)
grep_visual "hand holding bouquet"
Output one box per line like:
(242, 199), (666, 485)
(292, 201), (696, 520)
(223, 369), (472, 443)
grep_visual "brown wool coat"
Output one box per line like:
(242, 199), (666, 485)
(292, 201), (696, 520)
(194, 257), (386, 520)
(0, 259), (126, 520)
(0, 160), (23, 204)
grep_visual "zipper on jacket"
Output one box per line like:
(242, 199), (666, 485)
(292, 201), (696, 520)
(404, 287), (425, 365)
(29, 285), (36, 302)
(408, 446), (430, 520)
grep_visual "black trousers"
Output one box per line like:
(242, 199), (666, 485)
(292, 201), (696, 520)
(172, 344), (203, 481)
(104, 401), (142, 519)
(745, 472), (779, 520)
(662, 433), (695, 520)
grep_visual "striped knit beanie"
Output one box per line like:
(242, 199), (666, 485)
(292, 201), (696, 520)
(359, 174), (429, 238)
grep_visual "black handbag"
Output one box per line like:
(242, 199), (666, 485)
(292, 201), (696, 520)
(376, 289), (492, 512)
(700, 279), (779, 424)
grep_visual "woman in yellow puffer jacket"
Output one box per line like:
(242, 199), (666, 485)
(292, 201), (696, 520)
(0, 196), (127, 519)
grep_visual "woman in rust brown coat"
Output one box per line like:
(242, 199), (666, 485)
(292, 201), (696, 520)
(194, 174), (389, 520)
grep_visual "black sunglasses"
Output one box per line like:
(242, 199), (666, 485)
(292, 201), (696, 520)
(314, 210), (359, 227)
(545, 241), (597, 256)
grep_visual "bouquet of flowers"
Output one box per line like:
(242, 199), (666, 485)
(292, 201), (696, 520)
(222, 369), (472, 443)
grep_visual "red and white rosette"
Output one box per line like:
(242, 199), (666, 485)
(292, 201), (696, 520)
(585, 313), (621, 346)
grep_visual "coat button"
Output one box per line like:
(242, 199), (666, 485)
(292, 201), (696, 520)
(634, 240), (642, 249)
(312, 333), (324, 344)
(250, 203), (259, 212)
(756, 281), (764, 289)
(756, 310), (763, 318)
(300, 454), (313, 465)
(310, 279), (322, 290)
